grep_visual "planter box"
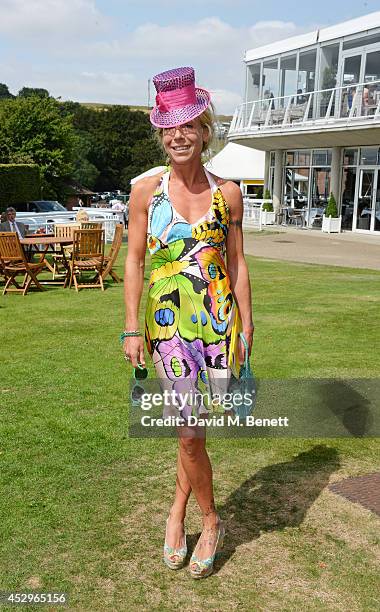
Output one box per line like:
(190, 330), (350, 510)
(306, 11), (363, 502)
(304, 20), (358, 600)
(322, 214), (342, 233)
(261, 210), (276, 225)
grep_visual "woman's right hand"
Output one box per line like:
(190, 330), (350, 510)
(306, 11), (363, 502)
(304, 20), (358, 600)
(123, 336), (146, 369)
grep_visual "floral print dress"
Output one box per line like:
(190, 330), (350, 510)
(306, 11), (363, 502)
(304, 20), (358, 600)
(145, 168), (243, 419)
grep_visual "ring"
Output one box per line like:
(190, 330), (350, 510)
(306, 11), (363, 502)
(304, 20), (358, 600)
(124, 354), (131, 362)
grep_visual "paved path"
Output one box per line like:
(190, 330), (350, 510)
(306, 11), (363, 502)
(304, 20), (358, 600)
(243, 227), (380, 270)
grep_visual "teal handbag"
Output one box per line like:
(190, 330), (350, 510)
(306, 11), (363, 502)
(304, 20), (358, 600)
(230, 332), (256, 419)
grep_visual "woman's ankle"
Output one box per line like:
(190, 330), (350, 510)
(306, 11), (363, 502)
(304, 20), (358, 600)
(169, 504), (186, 523)
(202, 511), (219, 528)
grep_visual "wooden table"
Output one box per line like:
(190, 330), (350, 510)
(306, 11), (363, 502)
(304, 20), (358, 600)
(21, 236), (74, 285)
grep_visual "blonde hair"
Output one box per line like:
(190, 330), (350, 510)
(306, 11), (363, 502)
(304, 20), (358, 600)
(76, 209), (89, 222)
(155, 102), (216, 163)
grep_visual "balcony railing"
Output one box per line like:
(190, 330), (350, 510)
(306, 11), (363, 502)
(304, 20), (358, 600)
(229, 79), (380, 136)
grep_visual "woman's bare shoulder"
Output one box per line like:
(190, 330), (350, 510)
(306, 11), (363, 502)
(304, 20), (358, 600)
(130, 171), (166, 208)
(208, 172), (242, 203)
(132, 172), (165, 194)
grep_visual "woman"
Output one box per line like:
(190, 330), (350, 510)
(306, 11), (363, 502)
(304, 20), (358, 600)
(123, 67), (254, 578)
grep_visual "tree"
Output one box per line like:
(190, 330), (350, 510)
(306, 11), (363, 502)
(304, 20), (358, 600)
(324, 192), (339, 218)
(18, 87), (50, 99)
(0, 95), (76, 198)
(0, 83), (14, 100)
(262, 187), (273, 212)
(62, 104), (163, 191)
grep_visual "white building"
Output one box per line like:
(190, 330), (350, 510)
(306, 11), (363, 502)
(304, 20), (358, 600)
(228, 11), (380, 233)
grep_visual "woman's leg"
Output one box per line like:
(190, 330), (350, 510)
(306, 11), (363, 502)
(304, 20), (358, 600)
(177, 427), (220, 564)
(165, 448), (192, 550)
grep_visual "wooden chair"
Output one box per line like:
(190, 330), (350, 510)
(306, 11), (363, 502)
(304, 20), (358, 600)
(0, 232), (46, 295)
(101, 223), (123, 284)
(66, 229), (105, 291)
(52, 223), (80, 279)
(80, 222), (102, 229)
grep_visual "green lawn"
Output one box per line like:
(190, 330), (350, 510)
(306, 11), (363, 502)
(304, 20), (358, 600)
(1, 245), (379, 611)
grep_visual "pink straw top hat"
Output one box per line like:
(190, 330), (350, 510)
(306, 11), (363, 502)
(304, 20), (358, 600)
(150, 66), (211, 129)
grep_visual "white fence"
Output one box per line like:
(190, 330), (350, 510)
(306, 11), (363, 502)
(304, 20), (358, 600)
(242, 199), (274, 230)
(17, 209), (120, 243)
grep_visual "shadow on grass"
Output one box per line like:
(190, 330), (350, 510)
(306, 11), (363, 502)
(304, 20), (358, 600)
(318, 380), (373, 437)
(206, 444), (340, 573)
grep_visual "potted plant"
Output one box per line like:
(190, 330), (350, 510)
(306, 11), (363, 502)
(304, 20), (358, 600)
(322, 192), (342, 233)
(261, 188), (275, 225)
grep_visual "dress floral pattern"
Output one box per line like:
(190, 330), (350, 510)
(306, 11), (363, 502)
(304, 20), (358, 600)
(145, 169), (242, 419)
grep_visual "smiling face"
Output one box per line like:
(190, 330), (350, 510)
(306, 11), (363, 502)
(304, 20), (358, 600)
(162, 117), (209, 165)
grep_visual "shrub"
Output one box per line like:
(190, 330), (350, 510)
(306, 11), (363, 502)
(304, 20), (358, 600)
(0, 164), (41, 210)
(324, 192), (339, 218)
(262, 187), (273, 212)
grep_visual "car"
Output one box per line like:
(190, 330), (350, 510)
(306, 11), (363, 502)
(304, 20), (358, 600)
(15, 200), (67, 213)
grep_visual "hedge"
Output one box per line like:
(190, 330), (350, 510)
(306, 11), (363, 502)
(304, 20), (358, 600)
(0, 164), (41, 210)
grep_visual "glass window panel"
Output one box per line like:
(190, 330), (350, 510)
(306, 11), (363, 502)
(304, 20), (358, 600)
(247, 63), (261, 101)
(341, 168), (356, 229)
(263, 59), (279, 101)
(280, 54), (297, 99)
(356, 169), (374, 230)
(311, 168), (331, 208)
(298, 50), (316, 94)
(375, 178), (380, 231)
(363, 51), (380, 115)
(246, 184), (263, 198)
(364, 50), (380, 83)
(298, 151), (311, 166)
(342, 55), (361, 87)
(286, 151), (296, 166)
(270, 151), (275, 167)
(283, 167), (309, 208)
(312, 149), (331, 166)
(293, 168), (309, 209)
(343, 149), (358, 166)
(343, 33), (380, 51)
(360, 147), (378, 165)
(320, 44), (339, 91)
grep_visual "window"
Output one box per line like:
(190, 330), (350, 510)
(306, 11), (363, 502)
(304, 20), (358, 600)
(312, 149), (332, 166)
(298, 151), (311, 166)
(311, 168), (330, 208)
(343, 32), (380, 51)
(286, 151), (296, 166)
(319, 44), (339, 91)
(270, 151), (275, 166)
(341, 168), (357, 229)
(360, 147), (379, 165)
(247, 63), (261, 101)
(364, 50), (380, 83)
(280, 54), (297, 99)
(263, 59), (279, 101)
(286, 150), (311, 166)
(298, 50), (316, 94)
(246, 184), (263, 198)
(343, 149), (358, 166)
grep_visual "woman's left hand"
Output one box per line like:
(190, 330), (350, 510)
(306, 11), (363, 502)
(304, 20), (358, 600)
(238, 326), (254, 364)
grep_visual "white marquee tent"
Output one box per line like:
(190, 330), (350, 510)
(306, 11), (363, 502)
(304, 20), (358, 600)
(205, 142), (265, 182)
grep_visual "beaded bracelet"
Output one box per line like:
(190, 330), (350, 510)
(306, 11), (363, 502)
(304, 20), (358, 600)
(120, 330), (142, 343)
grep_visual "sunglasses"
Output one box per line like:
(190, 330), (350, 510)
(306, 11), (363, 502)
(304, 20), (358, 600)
(134, 366), (148, 380)
(162, 123), (198, 136)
